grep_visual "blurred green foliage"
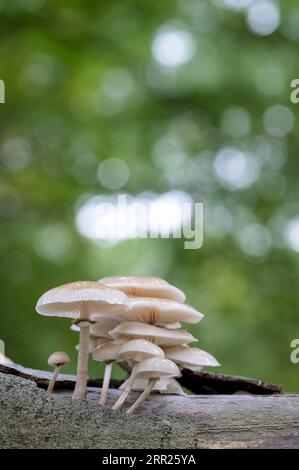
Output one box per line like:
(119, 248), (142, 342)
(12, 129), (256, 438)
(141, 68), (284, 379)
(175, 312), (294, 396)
(0, 0), (299, 391)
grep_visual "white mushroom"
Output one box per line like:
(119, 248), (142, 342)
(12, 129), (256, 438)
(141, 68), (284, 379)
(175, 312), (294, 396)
(126, 357), (180, 414)
(110, 321), (197, 347)
(93, 340), (124, 406)
(47, 351), (70, 394)
(164, 346), (220, 371)
(36, 281), (129, 399)
(112, 339), (164, 410)
(99, 275), (186, 303)
(119, 297), (203, 325)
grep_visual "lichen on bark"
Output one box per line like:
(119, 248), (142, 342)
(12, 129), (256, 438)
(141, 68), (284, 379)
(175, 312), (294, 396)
(0, 370), (298, 449)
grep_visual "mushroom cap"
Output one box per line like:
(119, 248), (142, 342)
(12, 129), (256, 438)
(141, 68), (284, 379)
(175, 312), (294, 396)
(99, 275), (185, 303)
(93, 340), (124, 363)
(164, 346), (220, 370)
(120, 297), (203, 325)
(135, 357), (180, 379)
(117, 339), (164, 362)
(110, 321), (197, 346)
(48, 351), (70, 367)
(36, 281), (129, 321)
(120, 377), (185, 395)
(71, 318), (119, 339)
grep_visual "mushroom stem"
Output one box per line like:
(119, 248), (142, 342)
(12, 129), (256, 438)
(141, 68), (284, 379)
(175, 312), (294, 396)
(47, 365), (62, 394)
(112, 363), (138, 411)
(73, 321), (90, 400)
(126, 377), (158, 414)
(99, 362), (113, 406)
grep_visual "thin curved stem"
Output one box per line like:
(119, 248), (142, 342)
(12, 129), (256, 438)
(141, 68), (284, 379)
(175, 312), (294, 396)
(112, 363), (138, 411)
(73, 322), (90, 400)
(126, 377), (158, 414)
(99, 362), (113, 406)
(47, 365), (62, 394)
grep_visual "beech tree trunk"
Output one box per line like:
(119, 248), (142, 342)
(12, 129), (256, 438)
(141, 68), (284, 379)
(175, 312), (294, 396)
(0, 367), (298, 449)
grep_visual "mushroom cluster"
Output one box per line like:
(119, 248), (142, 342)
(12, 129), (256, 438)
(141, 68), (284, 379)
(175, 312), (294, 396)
(36, 276), (219, 413)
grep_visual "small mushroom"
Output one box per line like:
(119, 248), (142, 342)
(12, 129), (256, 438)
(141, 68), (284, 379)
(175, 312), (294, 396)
(110, 321), (197, 347)
(164, 346), (220, 371)
(126, 357), (180, 414)
(119, 297), (203, 325)
(36, 281), (129, 400)
(112, 339), (164, 410)
(47, 351), (70, 394)
(99, 275), (186, 303)
(93, 340), (124, 406)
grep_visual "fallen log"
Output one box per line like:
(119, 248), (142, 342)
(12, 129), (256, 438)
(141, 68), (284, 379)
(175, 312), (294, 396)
(0, 366), (298, 449)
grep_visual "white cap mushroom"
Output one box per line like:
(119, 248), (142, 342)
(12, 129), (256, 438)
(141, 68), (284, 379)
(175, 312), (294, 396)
(120, 377), (185, 396)
(99, 275), (185, 303)
(36, 281), (129, 400)
(164, 346), (220, 371)
(120, 297), (203, 325)
(93, 340), (124, 406)
(47, 351), (70, 394)
(126, 357), (180, 414)
(110, 321), (197, 347)
(36, 281), (128, 321)
(112, 339), (164, 410)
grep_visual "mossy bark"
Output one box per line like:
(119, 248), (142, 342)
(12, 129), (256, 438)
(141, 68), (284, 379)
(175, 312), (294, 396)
(0, 371), (298, 449)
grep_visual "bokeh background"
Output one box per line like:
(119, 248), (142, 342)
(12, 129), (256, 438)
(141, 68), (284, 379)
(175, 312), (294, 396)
(0, 0), (299, 391)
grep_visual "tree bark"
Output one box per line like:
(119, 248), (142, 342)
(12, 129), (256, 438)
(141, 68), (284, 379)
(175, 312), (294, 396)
(0, 368), (298, 449)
